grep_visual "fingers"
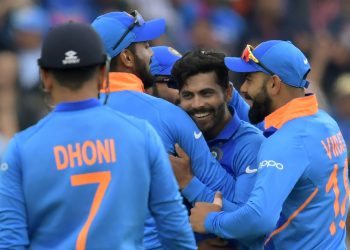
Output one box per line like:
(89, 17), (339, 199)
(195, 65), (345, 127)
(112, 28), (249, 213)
(213, 191), (223, 208)
(174, 143), (188, 159)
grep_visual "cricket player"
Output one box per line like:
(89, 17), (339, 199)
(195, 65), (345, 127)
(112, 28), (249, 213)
(0, 22), (195, 250)
(190, 40), (349, 249)
(92, 10), (243, 250)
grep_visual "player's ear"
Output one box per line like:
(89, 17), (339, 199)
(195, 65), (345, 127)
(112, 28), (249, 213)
(39, 68), (52, 92)
(225, 82), (234, 102)
(269, 75), (282, 96)
(119, 49), (135, 69)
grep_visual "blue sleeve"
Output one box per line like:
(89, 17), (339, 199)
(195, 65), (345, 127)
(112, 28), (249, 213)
(204, 138), (309, 240)
(0, 137), (29, 249)
(166, 108), (238, 205)
(231, 134), (263, 205)
(230, 89), (265, 131)
(181, 133), (264, 212)
(231, 88), (250, 123)
(146, 123), (196, 250)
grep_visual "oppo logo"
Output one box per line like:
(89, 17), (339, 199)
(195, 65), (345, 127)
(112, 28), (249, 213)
(258, 160), (284, 170)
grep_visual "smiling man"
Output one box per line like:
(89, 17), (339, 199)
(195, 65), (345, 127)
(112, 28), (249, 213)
(92, 11), (253, 250)
(189, 40), (349, 249)
(172, 50), (265, 249)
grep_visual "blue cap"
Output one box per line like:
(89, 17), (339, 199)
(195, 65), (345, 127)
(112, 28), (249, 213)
(225, 40), (311, 88)
(150, 46), (182, 76)
(91, 11), (166, 58)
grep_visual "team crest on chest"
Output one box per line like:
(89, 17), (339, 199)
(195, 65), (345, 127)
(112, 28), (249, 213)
(210, 147), (223, 161)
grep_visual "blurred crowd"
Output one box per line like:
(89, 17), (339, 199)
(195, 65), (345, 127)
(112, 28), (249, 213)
(0, 0), (350, 159)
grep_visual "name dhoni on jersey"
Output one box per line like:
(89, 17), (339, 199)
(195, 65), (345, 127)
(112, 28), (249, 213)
(53, 139), (117, 170)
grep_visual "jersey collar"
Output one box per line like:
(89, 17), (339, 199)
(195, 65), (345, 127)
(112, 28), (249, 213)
(207, 107), (241, 143)
(264, 94), (318, 130)
(54, 98), (101, 112)
(100, 72), (145, 93)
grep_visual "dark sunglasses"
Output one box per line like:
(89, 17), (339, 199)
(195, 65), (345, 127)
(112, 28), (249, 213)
(112, 10), (145, 51)
(241, 44), (275, 76)
(154, 75), (178, 89)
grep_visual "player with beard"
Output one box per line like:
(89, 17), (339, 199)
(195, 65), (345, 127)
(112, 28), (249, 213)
(148, 46), (265, 130)
(242, 75), (272, 126)
(92, 11), (250, 250)
(171, 50), (265, 249)
(190, 40), (349, 249)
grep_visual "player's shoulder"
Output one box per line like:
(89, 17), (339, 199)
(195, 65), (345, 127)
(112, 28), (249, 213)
(237, 120), (264, 136)
(14, 112), (56, 144)
(235, 120), (265, 144)
(134, 91), (183, 111)
(102, 105), (155, 134)
(112, 90), (189, 118)
(260, 120), (306, 158)
(134, 92), (191, 121)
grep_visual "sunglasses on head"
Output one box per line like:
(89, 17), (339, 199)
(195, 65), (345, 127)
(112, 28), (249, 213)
(112, 10), (145, 51)
(241, 45), (275, 76)
(154, 75), (178, 89)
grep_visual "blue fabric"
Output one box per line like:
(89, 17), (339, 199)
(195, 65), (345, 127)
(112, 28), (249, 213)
(92, 12), (166, 58)
(0, 99), (193, 249)
(193, 109), (265, 247)
(182, 109), (265, 212)
(206, 110), (264, 206)
(205, 109), (348, 249)
(150, 46), (182, 76)
(224, 40), (310, 88)
(101, 90), (241, 249)
(54, 98), (101, 111)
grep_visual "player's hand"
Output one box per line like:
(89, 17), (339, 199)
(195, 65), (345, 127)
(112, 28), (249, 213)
(169, 143), (193, 189)
(190, 191), (223, 233)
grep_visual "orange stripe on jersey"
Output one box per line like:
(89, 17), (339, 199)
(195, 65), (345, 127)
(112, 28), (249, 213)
(264, 187), (319, 245)
(100, 72), (144, 93)
(264, 95), (318, 130)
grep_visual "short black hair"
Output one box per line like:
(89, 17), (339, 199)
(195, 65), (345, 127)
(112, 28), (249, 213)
(172, 50), (229, 90)
(47, 65), (102, 90)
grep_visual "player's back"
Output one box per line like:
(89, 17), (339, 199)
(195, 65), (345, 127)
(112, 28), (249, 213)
(102, 90), (184, 154)
(12, 102), (158, 250)
(265, 110), (348, 249)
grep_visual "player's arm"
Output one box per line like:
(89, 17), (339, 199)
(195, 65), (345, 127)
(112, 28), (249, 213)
(170, 136), (264, 212)
(204, 141), (309, 240)
(146, 123), (196, 250)
(231, 134), (265, 205)
(0, 137), (29, 249)
(170, 144), (238, 211)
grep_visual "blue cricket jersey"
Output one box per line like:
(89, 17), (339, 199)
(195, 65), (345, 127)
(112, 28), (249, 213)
(207, 109), (264, 206)
(182, 108), (264, 210)
(0, 99), (195, 250)
(188, 108), (265, 247)
(205, 95), (349, 249)
(102, 72), (239, 249)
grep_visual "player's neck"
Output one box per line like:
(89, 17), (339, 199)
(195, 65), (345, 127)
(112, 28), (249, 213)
(51, 81), (99, 105)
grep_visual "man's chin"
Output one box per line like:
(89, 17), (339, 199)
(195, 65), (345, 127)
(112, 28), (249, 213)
(248, 109), (266, 124)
